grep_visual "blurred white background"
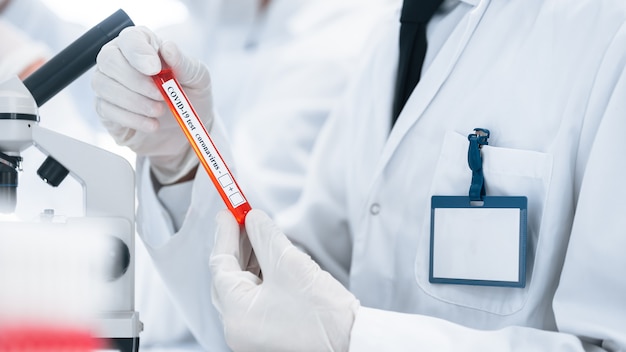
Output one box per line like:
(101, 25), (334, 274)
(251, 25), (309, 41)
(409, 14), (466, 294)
(40, 0), (189, 29)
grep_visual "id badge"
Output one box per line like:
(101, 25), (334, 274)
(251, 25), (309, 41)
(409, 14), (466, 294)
(429, 195), (528, 288)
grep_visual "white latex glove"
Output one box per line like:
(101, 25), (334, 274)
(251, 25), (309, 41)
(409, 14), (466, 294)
(92, 26), (214, 184)
(210, 209), (359, 352)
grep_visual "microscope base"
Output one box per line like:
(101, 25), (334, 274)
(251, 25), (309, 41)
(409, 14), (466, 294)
(96, 311), (143, 352)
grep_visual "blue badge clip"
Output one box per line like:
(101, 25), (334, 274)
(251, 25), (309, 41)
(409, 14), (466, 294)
(467, 128), (490, 201)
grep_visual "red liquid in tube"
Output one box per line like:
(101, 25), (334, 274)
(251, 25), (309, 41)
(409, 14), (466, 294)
(152, 67), (251, 224)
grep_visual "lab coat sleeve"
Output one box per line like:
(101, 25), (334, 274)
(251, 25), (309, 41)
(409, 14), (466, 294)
(274, 87), (356, 287)
(551, 57), (626, 351)
(134, 231), (195, 346)
(135, 119), (233, 351)
(348, 51), (626, 352)
(350, 307), (594, 352)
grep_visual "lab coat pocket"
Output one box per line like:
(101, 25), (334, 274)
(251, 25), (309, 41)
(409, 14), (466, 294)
(414, 130), (552, 315)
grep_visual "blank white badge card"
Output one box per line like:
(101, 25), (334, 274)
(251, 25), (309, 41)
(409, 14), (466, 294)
(429, 196), (527, 287)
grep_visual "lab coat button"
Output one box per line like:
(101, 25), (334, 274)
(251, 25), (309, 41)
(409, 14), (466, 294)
(370, 203), (380, 215)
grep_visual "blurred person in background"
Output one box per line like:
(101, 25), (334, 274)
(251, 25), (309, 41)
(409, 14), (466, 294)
(0, 0), (100, 133)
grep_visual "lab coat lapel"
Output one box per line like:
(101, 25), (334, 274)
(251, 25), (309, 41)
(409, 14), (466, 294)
(377, 0), (490, 174)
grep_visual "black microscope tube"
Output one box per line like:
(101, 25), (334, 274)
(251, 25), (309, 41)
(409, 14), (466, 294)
(22, 9), (134, 107)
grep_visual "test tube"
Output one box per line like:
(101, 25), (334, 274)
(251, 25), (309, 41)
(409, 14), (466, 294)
(152, 66), (251, 224)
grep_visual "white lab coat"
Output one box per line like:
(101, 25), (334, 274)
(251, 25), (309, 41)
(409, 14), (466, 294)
(281, 0), (626, 350)
(141, 0), (626, 350)
(136, 0), (399, 350)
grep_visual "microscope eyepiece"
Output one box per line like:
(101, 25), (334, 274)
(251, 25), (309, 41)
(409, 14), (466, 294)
(22, 9), (134, 107)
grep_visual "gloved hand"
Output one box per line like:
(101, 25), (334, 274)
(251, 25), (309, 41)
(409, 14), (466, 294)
(210, 209), (359, 352)
(92, 26), (214, 185)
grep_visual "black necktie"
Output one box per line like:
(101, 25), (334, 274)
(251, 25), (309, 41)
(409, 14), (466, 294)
(391, 0), (444, 124)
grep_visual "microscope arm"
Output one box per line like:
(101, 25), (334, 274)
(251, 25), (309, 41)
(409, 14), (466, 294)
(32, 124), (135, 222)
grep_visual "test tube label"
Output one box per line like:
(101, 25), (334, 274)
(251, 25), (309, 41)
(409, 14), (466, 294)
(218, 174), (234, 187)
(229, 193), (245, 207)
(161, 79), (245, 208)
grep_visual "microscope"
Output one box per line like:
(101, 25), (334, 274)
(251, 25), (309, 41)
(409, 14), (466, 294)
(0, 10), (142, 352)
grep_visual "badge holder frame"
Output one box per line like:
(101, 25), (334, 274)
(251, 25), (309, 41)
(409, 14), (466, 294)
(429, 129), (528, 288)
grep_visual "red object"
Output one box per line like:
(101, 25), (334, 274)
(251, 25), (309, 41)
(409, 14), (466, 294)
(0, 325), (102, 351)
(153, 67), (251, 224)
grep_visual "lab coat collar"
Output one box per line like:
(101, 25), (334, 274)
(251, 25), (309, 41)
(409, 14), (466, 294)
(377, 0), (489, 175)
(442, 0), (480, 10)
(456, 0), (480, 6)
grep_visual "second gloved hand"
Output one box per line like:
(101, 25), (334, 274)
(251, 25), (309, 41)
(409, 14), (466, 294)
(92, 26), (214, 184)
(210, 209), (360, 352)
